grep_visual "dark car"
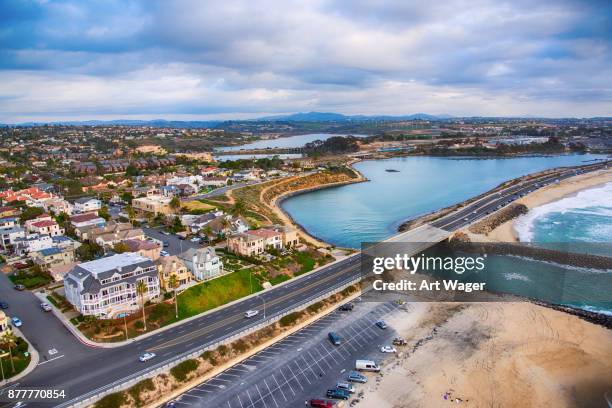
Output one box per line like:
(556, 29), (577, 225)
(339, 303), (354, 311)
(0, 302), (8, 309)
(375, 320), (387, 329)
(163, 241), (169, 247)
(14, 284), (25, 291)
(328, 331), (342, 346)
(326, 389), (350, 400)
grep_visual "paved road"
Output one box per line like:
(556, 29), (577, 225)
(175, 301), (399, 408)
(3, 160), (609, 407)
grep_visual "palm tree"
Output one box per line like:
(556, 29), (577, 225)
(168, 274), (179, 319)
(231, 200), (246, 217)
(136, 280), (148, 331)
(1, 331), (18, 373)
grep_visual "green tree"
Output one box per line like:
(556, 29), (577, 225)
(1, 331), (18, 373)
(19, 206), (44, 223)
(120, 191), (134, 204)
(98, 205), (111, 221)
(231, 200), (246, 217)
(169, 196), (181, 212)
(76, 242), (103, 261)
(112, 242), (130, 254)
(125, 165), (139, 177)
(136, 280), (148, 331)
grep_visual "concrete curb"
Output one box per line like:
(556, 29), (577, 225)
(0, 326), (40, 385)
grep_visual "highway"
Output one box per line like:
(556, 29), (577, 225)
(4, 159), (609, 407)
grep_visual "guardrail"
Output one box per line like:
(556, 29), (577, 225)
(56, 275), (360, 408)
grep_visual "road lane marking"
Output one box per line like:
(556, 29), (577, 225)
(37, 354), (64, 365)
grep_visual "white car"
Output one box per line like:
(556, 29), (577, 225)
(244, 310), (259, 318)
(139, 352), (156, 362)
(190, 237), (201, 243)
(160, 250), (170, 257)
(40, 302), (52, 312)
(380, 346), (397, 353)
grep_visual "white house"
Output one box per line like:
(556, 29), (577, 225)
(178, 247), (223, 281)
(73, 197), (102, 214)
(63, 252), (160, 318)
(166, 175), (205, 191)
(0, 226), (25, 250)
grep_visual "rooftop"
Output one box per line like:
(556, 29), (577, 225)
(77, 252), (150, 275)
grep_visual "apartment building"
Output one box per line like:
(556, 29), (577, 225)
(63, 252), (160, 318)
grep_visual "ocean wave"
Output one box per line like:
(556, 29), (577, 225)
(503, 272), (531, 282)
(514, 182), (612, 242)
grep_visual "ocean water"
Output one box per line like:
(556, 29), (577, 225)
(515, 182), (612, 244)
(282, 154), (607, 248)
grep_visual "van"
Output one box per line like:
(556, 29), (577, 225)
(328, 331), (342, 346)
(355, 359), (380, 372)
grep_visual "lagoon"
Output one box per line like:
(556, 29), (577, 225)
(281, 154), (607, 248)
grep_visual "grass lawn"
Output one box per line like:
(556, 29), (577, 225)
(9, 273), (51, 289)
(181, 201), (216, 212)
(177, 269), (263, 318)
(295, 252), (316, 276)
(0, 352), (31, 379)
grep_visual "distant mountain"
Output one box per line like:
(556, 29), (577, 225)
(256, 111), (454, 122)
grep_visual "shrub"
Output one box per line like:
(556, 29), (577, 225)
(170, 359), (199, 382)
(127, 378), (155, 407)
(134, 320), (144, 329)
(94, 392), (126, 408)
(231, 339), (248, 354)
(307, 301), (324, 314)
(217, 344), (228, 356)
(201, 350), (218, 365)
(279, 311), (301, 327)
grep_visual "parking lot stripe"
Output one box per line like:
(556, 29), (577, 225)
(246, 389), (256, 408)
(255, 383), (270, 408)
(263, 380), (279, 408)
(279, 368), (297, 395)
(237, 394), (245, 408)
(287, 363), (307, 388)
(272, 374), (288, 401)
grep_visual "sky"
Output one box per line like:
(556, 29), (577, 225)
(0, 0), (611, 123)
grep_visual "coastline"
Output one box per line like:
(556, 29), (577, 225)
(478, 168), (612, 242)
(270, 161), (368, 248)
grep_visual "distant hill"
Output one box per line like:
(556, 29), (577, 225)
(257, 111), (454, 122)
(5, 119), (222, 128)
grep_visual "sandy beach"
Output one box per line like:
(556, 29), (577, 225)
(357, 302), (612, 408)
(473, 168), (612, 243)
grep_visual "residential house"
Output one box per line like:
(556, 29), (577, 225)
(201, 176), (229, 187)
(73, 197), (102, 214)
(178, 247), (223, 281)
(71, 213), (106, 239)
(132, 195), (173, 216)
(49, 262), (77, 282)
(26, 219), (64, 237)
(0, 217), (17, 229)
(63, 252), (160, 318)
(124, 239), (161, 261)
(42, 198), (73, 216)
(0, 226), (25, 250)
(166, 175), (204, 191)
(32, 246), (76, 270)
(268, 225), (299, 248)
(0, 207), (20, 218)
(160, 185), (181, 198)
(248, 229), (283, 250)
(156, 256), (192, 291)
(95, 228), (145, 249)
(13, 234), (53, 255)
(227, 233), (265, 257)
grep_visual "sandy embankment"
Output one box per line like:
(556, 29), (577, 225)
(480, 169), (612, 243)
(358, 302), (612, 408)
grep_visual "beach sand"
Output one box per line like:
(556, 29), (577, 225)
(358, 302), (612, 408)
(473, 168), (612, 243)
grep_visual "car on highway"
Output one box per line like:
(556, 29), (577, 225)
(347, 371), (368, 383)
(326, 388), (350, 400)
(139, 352), (156, 362)
(160, 250), (170, 257)
(40, 302), (52, 312)
(309, 399), (335, 408)
(375, 320), (387, 329)
(244, 310), (259, 318)
(11, 317), (22, 327)
(14, 284), (25, 291)
(380, 345), (397, 353)
(336, 381), (356, 393)
(0, 302), (8, 310)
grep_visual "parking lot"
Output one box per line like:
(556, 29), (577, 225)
(171, 301), (402, 408)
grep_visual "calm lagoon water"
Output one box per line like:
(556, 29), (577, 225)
(216, 133), (367, 152)
(282, 154), (607, 248)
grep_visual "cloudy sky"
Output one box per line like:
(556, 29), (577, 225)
(0, 0), (611, 122)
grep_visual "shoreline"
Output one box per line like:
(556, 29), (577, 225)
(478, 168), (612, 242)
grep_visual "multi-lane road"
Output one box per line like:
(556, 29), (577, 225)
(3, 160), (609, 407)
